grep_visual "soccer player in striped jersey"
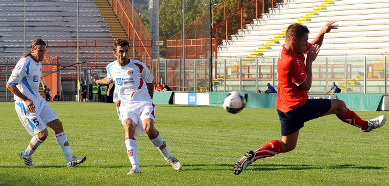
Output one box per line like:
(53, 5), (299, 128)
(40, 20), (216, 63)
(6, 38), (86, 168)
(234, 21), (386, 175)
(94, 39), (182, 175)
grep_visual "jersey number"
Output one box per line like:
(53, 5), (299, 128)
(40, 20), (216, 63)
(32, 118), (40, 126)
(33, 75), (39, 82)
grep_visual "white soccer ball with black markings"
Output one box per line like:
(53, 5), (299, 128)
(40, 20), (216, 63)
(223, 91), (246, 114)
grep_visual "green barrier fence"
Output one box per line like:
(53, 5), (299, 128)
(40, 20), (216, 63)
(153, 91), (174, 105)
(209, 92), (230, 107)
(246, 93), (277, 108)
(154, 91), (384, 111)
(336, 94), (383, 111)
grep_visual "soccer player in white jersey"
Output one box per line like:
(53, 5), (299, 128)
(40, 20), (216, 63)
(6, 38), (86, 168)
(94, 39), (182, 175)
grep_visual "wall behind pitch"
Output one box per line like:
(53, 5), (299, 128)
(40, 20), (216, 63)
(336, 94), (383, 111)
(161, 91), (385, 111)
(209, 92), (230, 107)
(153, 91), (174, 105)
(173, 92), (209, 105)
(246, 93), (277, 108)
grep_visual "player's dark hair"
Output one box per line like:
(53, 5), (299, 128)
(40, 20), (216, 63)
(285, 23), (310, 42)
(113, 39), (130, 51)
(21, 38), (46, 59)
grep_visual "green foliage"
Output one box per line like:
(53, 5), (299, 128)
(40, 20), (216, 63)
(159, 0), (205, 51)
(159, 0), (183, 40)
(139, 11), (150, 33)
(132, 0), (150, 32)
(133, 0), (149, 14)
(1, 102), (389, 185)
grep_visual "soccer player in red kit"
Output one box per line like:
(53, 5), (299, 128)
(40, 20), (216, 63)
(233, 21), (386, 175)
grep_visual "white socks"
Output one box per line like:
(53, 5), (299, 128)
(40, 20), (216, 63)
(55, 132), (73, 162)
(125, 138), (139, 168)
(24, 132), (73, 162)
(150, 133), (171, 159)
(124, 134), (172, 168)
(24, 135), (44, 157)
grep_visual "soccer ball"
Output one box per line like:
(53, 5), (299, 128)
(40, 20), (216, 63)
(223, 91), (246, 114)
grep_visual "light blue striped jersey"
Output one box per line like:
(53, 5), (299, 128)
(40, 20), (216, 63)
(7, 56), (42, 100)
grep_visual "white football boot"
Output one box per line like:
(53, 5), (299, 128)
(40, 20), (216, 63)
(19, 151), (34, 168)
(66, 155), (86, 167)
(363, 115), (386, 132)
(165, 156), (182, 170)
(127, 167), (141, 175)
(234, 151), (255, 175)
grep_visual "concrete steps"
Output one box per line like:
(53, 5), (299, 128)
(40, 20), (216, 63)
(93, 0), (140, 60)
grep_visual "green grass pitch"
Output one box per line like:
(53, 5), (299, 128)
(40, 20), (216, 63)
(0, 101), (388, 186)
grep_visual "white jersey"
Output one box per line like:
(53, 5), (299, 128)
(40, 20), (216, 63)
(8, 56), (43, 101)
(107, 59), (154, 102)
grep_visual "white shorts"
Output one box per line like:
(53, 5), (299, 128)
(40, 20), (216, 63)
(15, 97), (58, 136)
(119, 101), (156, 137)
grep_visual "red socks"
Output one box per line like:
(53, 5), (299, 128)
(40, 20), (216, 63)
(253, 140), (283, 162)
(337, 109), (368, 130)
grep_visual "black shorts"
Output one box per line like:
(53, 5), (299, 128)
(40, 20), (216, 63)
(277, 99), (331, 136)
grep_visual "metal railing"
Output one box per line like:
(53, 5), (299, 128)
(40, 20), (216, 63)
(0, 51), (59, 101)
(167, 0), (282, 59)
(110, 0), (152, 67)
(45, 39), (115, 65)
(2, 55), (387, 101)
(154, 55), (388, 94)
(1, 56), (88, 102)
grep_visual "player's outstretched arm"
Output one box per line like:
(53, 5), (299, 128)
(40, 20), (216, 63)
(311, 21), (338, 47)
(96, 77), (110, 85)
(93, 74), (111, 85)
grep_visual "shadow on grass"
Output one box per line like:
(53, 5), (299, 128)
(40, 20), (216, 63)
(3, 163), (383, 172)
(0, 163), (184, 169)
(0, 165), (65, 169)
(249, 163), (386, 171)
(176, 163), (386, 172)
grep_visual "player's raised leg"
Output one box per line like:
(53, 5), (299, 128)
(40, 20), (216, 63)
(144, 119), (182, 170)
(325, 99), (386, 131)
(47, 119), (86, 167)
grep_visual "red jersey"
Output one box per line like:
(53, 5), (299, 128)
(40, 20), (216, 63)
(276, 43), (312, 113)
